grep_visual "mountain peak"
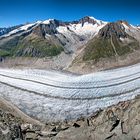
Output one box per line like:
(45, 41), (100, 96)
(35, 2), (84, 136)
(79, 16), (99, 25)
(42, 19), (54, 24)
(117, 20), (130, 27)
(78, 16), (107, 26)
(35, 21), (42, 24)
(98, 21), (128, 39)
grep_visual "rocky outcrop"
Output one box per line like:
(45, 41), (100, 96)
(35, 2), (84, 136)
(0, 109), (23, 140)
(79, 16), (98, 26)
(0, 108), (44, 140)
(54, 96), (140, 140)
(32, 22), (59, 37)
(98, 21), (128, 39)
(1, 95), (140, 140)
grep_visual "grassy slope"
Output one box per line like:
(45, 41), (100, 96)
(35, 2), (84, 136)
(13, 36), (64, 57)
(0, 49), (10, 57)
(0, 35), (64, 58)
(83, 36), (140, 63)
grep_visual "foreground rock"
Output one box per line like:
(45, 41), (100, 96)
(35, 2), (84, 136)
(53, 96), (140, 140)
(1, 96), (140, 140)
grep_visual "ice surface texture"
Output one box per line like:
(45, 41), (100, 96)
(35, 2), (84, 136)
(0, 63), (140, 122)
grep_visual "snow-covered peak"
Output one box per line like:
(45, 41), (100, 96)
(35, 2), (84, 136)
(35, 20), (42, 24)
(2, 23), (36, 37)
(120, 21), (139, 31)
(136, 25), (140, 29)
(42, 19), (54, 24)
(57, 18), (107, 40)
(120, 22), (140, 41)
(19, 23), (35, 30)
(79, 16), (107, 26)
(122, 21), (139, 31)
(88, 16), (97, 20)
(122, 22), (130, 30)
(130, 24), (140, 30)
(88, 16), (107, 25)
(70, 22), (106, 35)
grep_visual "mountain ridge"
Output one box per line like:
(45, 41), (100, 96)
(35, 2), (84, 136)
(0, 16), (140, 73)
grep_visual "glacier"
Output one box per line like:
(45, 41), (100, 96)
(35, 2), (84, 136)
(0, 63), (140, 122)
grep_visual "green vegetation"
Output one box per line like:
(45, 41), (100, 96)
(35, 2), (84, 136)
(0, 36), (64, 58)
(0, 49), (10, 57)
(83, 36), (139, 62)
(13, 36), (64, 57)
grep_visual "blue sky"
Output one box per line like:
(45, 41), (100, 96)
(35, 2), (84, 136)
(0, 0), (140, 27)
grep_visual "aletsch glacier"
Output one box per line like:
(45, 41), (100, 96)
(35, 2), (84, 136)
(0, 63), (140, 122)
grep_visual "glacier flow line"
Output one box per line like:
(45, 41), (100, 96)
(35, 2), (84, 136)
(0, 77), (140, 100)
(0, 72), (140, 89)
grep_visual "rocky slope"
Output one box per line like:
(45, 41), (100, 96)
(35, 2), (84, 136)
(84, 21), (140, 61)
(1, 95), (140, 140)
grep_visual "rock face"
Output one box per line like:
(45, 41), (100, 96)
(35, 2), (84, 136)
(54, 96), (140, 140)
(1, 96), (140, 140)
(79, 16), (99, 25)
(0, 108), (43, 140)
(0, 108), (23, 140)
(98, 21), (128, 39)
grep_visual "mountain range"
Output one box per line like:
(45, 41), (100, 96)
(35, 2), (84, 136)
(0, 16), (140, 73)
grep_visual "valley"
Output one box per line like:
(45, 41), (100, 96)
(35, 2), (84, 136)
(1, 16), (140, 139)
